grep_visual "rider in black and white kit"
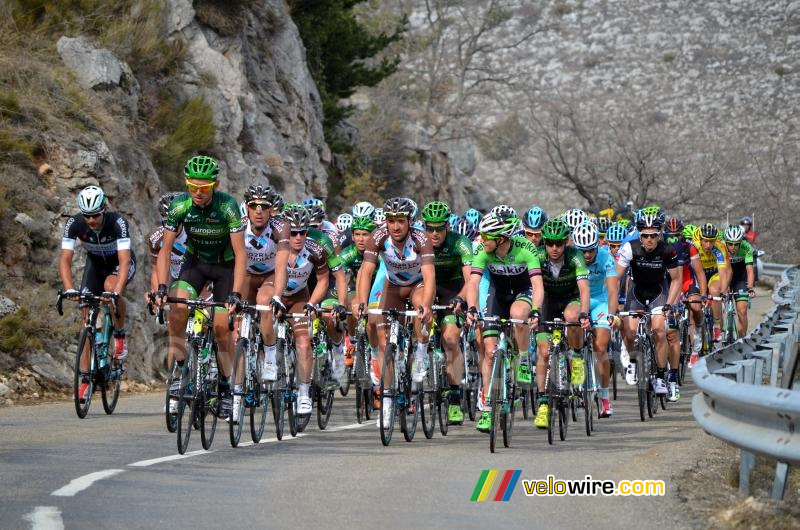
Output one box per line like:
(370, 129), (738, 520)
(59, 185), (136, 402)
(615, 209), (680, 396)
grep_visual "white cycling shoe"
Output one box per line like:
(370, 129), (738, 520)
(297, 396), (312, 415)
(653, 378), (668, 395)
(625, 362), (638, 385)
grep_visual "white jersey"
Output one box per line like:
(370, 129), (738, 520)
(244, 217), (289, 275)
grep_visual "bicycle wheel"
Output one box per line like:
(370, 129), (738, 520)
(73, 328), (94, 419)
(317, 381), (334, 430)
(101, 365), (121, 415)
(339, 364), (351, 397)
(437, 362), (449, 436)
(635, 343), (647, 422)
(273, 341), (287, 440)
(558, 401), (567, 441)
(489, 355), (502, 453)
(547, 394), (556, 445)
(420, 350), (436, 439)
(379, 345), (397, 446)
(610, 359), (618, 400)
(229, 338), (248, 447)
(502, 383), (516, 448)
(582, 383), (592, 436)
(177, 353), (196, 454)
(200, 356), (218, 450)
(250, 383), (268, 443)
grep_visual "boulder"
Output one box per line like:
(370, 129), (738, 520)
(0, 296), (18, 317)
(56, 36), (129, 90)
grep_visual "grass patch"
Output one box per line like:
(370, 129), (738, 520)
(151, 96), (217, 188)
(0, 307), (43, 356)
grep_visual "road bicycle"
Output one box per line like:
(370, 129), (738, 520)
(480, 316), (523, 453)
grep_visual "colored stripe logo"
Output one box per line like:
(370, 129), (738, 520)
(470, 470), (522, 501)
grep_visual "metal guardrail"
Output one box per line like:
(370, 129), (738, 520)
(762, 262), (794, 277)
(691, 265), (800, 500)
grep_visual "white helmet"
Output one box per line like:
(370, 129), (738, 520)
(490, 204), (518, 222)
(373, 208), (386, 225)
(563, 208), (588, 230)
(336, 213), (353, 232)
(77, 185), (106, 214)
(723, 224), (745, 243)
(352, 201), (375, 218)
(572, 220), (599, 250)
(239, 200), (247, 219)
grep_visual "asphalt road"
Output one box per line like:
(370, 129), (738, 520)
(2, 290), (774, 530)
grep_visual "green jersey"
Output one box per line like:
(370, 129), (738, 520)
(728, 240), (753, 274)
(536, 246), (589, 298)
(308, 227), (343, 272)
(164, 191), (243, 263)
(433, 232), (473, 284)
(471, 235), (542, 292)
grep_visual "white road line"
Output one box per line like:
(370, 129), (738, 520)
(23, 506), (64, 530)
(51, 469), (124, 497)
(325, 422), (367, 432)
(128, 450), (210, 468)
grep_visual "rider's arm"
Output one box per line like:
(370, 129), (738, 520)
(615, 242), (632, 280)
(466, 244), (486, 309)
(577, 278), (591, 316)
(158, 229), (178, 288)
(419, 235), (436, 309)
(525, 246), (544, 310)
(667, 266), (681, 305)
(456, 234), (474, 299)
(113, 249), (131, 295)
(58, 248), (75, 290)
(605, 254), (619, 315)
(333, 267), (349, 306)
(230, 230), (247, 296)
(308, 264), (330, 306)
(356, 234), (379, 308)
(691, 254), (707, 297)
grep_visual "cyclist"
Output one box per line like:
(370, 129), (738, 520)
(723, 224), (755, 337)
(60, 185), (136, 403)
(616, 210), (681, 395)
(464, 208), (481, 229)
(605, 222), (627, 260)
(422, 200), (474, 425)
(739, 216), (757, 245)
(678, 224), (706, 367)
(275, 205), (333, 415)
(240, 184), (290, 383)
(522, 206), (547, 247)
(596, 216), (611, 247)
(155, 155), (247, 420)
(532, 218), (591, 429)
(465, 212), (544, 433)
(692, 223), (731, 342)
(572, 221), (618, 417)
(354, 197), (435, 429)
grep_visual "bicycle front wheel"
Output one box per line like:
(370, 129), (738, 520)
(101, 366), (121, 414)
(420, 350), (436, 439)
(317, 383), (334, 430)
(176, 353), (196, 454)
(437, 361), (449, 436)
(250, 383), (268, 443)
(73, 328), (94, 419)
(379, 345), (397, 446)
(489, 354), (502, 453)
(229, 338), (247, 447)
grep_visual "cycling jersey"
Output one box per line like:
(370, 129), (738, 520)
(164, 191), (244, 263)
(536, 246), (588, 298)
(727, 240), (754, 273)
(307, 227), (343, 272)
(673, 238), (700, 294)
(285, 237), (329, 296)
(62, 211), (135, 266)
(585, 246), (616, 330)
(319, 220), (341, 247)
(433, 232), (473, 284)
(243, 217), (290, 275)
(471, 235), (541, 293)
(617, 240), (678, 287)
(363, 227), (434, 286)
(147, 226), (188, 281)
(692, 237), (728, 278)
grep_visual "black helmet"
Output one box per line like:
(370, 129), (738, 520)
(159, 192), (182, 220)
(244, 184), (275, 204)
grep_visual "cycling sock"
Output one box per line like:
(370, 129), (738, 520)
(414, 341), (427, 360)
(656, 368), (666, 379)
(113, 328), (126, 337)
(176, 360), (185, 368)
(264, 343), (277, 364)
(668, 368), (678, 383)
(538, 395), (548, 406)
(218, 378), (230, 392)
(299, 382), (310, 396)
(599, 387), (609, 399)
(449, 385), (460, 402)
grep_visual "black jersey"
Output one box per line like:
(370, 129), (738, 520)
(617, 239), (677, 287)
(61, 211), (136, 267)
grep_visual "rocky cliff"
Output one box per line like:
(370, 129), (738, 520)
(0, 0), (331, 400)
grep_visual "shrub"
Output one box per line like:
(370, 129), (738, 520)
(0, 307), (43, 356)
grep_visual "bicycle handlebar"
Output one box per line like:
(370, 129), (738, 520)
(56, 289), (116, 316)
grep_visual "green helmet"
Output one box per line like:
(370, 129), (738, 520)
(422, 201), (451, 223)
(541, 218), (570, 241)
(184, 155), (219, 180)
(352, 215), (376, 232)
(682, 223), (697, 239)
(618, 218), (631, 228)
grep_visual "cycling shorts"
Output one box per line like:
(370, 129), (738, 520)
(436, 279), (464, 326)
(483, 285), (532, 337)
(623, 278), (668, 313)
(174, 252), (233, 305)
(730, 277), (749, 301)
(536, 294), (579, 342)
(590, 298), (610, 330)
(368, 260), (387, 308)
(80, 256), (137, 296)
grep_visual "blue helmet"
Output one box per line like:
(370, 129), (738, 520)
(606, 223), (628, 243)
(301, 197), (324, 211)
(448, 213), (461, 231)
(524, 206), (547, 230)
(456, 219), (477, 240)
(464, 208), (481, 226)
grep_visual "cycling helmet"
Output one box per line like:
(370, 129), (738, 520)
(422, 201), (451, 223)
(158, 191), (182, 220)
(740, 215), (753, 226)
(606, 223), (627, 243)
(184, 155), (219, 180)
(244, 184), (275, 204)
(448, 213), (461, 231)
(699, 222), (718, 240)
(524, 206), (547, 230)
(723, 224), (745, 243)
(635, 211), (663, 231)
(413, 219), (424, 230)
(336, 213), (353, 232)
(682, 223), (697, 240)
(541, 218), (570, 241)
(239, 200), (247, 219)
(77, 185), (106, 214)
(301, 197), (325, 211)
(478, 212), (514, 238)
(456, 219), (477, 240)
(665, 217), (683, 234)
(383, 197), (415, 218)
(636, 205), (666, 226)
(283, 204), (310, 230)
(272, 194), (284, 212)
(617, 218), (631, 229)
(596, 216), (611, 234)
(352, 201), (375, 219)
(373, 208), (386, 225)
(407, 199), (419, 219)
(572, 221), (599, 250)
(464, 208), (481, 226)
(305, 204), (326, 227)
(352, 215), (377, 232)
(563, 208), (588, 230)
(490, 204), (518, 222)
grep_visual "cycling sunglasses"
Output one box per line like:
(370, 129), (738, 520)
(290, 229), (308, 236)
(524, 229), (541, 238)
(639, 232), (659, 239)
(185, 180), (215, 192)
(425, 223), (447, 232)
(83, 212), (103, 219)
(247, 201), (272, 210)
(479, 233), (499, 241)
(544, 239), (565, 247)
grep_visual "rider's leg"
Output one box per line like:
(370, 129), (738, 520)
(735, 299), (748, 337)
(510, 299), (532, 354)
(442, 319), (463, 385)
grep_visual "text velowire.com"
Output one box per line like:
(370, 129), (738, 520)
(523, 475), (665, 497)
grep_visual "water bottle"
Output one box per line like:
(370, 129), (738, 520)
(209, 355), (218, 382)
(199, 345), (210, 365)
(96, 330), (107, 368)
(434, 347), (444, 364)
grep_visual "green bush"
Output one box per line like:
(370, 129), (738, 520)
(0, 307), (43, 355)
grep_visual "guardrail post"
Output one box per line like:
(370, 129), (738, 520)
(771, 462), (789, 500)
(740, 450), (755, 495)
